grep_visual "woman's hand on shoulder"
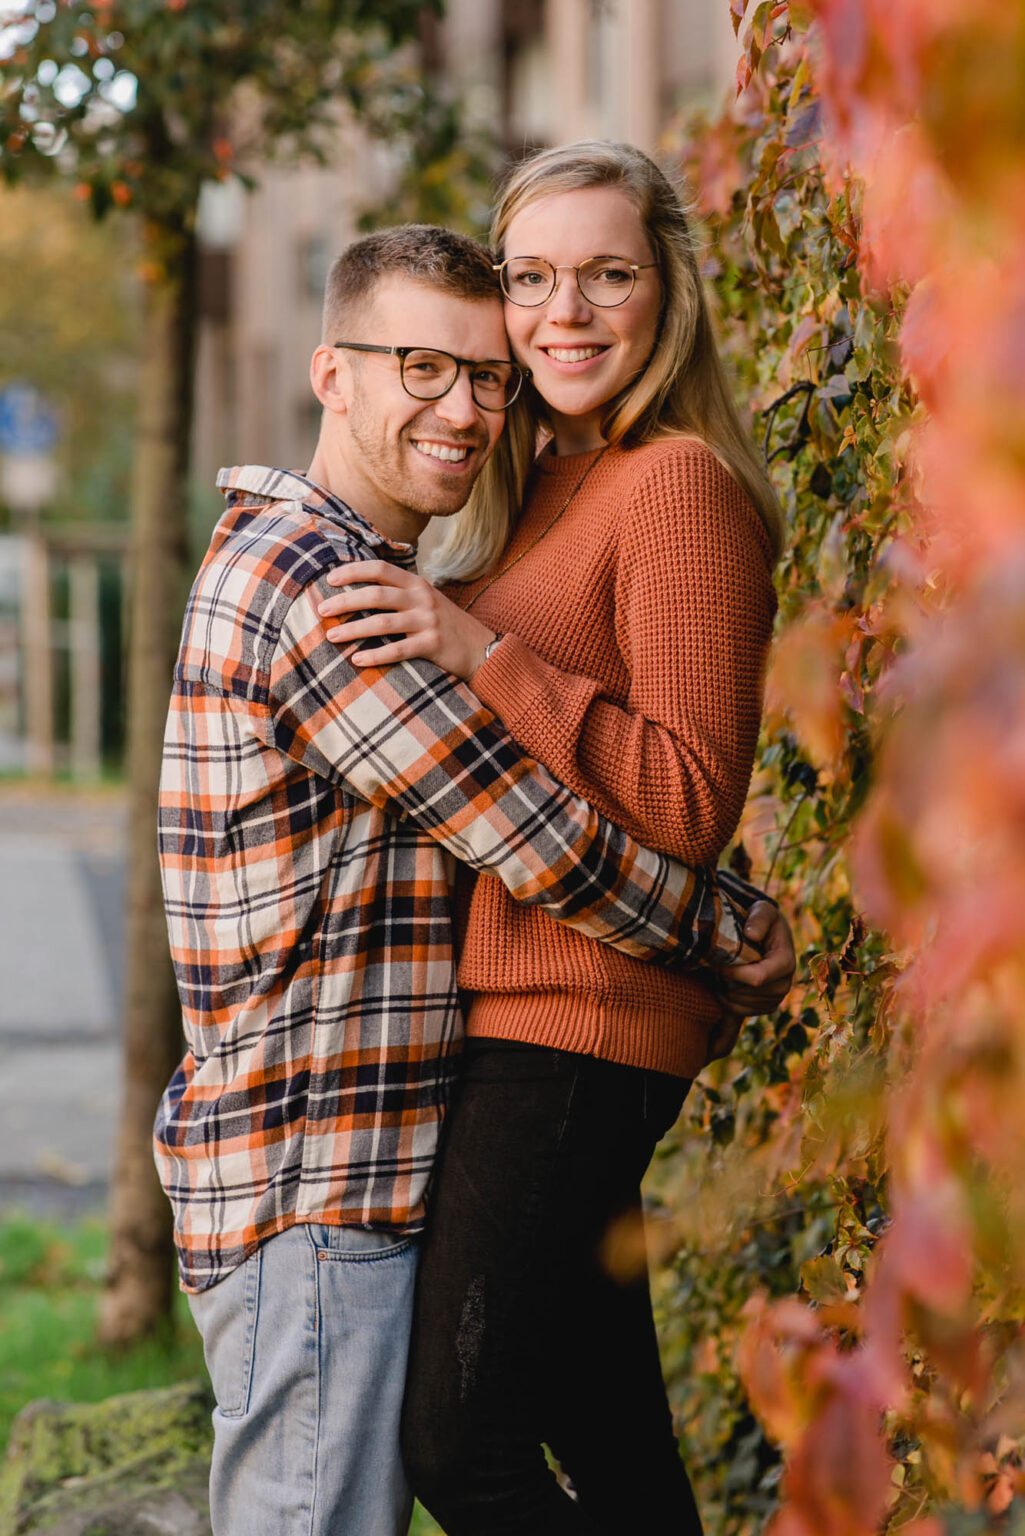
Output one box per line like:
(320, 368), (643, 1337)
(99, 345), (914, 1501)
(318, 560), (497, 680)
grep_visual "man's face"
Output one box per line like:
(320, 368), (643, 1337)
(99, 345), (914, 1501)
(330, 276), (510, 535)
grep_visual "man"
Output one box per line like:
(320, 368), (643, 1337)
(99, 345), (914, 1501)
(156, 225), (793, 1536)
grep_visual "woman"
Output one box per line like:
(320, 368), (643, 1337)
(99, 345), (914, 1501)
(319, 142), (785, 1533)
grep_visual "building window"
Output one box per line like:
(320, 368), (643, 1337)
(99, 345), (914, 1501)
(300, 236), (331, 304)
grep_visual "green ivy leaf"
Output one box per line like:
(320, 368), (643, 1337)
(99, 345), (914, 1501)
(801, 1254), (849, 1303)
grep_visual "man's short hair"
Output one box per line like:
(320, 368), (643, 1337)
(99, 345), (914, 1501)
(322, 224), (500, 342)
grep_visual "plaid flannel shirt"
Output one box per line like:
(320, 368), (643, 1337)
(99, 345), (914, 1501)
(156, 465), (762, 1292)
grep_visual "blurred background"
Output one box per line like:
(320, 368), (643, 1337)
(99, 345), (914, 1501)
(6, 4), (1024, 1530)
(0, 5), (754, 1513)
(0, 0), (741, 1212)
(0, 0), (737, 784)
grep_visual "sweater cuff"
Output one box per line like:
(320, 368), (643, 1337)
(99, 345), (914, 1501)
(469, 631), (557, 733)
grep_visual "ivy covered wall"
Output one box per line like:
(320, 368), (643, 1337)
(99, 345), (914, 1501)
(655, 5), (1025, 1532)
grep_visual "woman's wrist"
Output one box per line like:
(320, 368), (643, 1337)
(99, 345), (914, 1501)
(469, 630), (501, 677)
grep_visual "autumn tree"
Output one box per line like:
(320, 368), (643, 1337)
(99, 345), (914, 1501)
(0, 181), (138, 525)
(0, 0), (440, 1346)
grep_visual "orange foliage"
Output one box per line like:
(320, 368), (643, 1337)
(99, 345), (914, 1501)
(740, 1295), (895, 1535)
(721, 0), (1025, 1529)
(765, 606), (856, 773)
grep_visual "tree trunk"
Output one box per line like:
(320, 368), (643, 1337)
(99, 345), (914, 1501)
(99, 217), (197, 1347)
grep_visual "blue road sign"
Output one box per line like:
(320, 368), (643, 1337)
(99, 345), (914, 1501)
(0, 382), (59, 455)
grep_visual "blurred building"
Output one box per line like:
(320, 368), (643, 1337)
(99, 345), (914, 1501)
(1, 0), (739, 780)
(192, 0), (739, 496)
(0, 1), (739, 780)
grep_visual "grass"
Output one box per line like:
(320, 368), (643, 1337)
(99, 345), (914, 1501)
(0, 1212), (206, 1454)
(0, 1211), (444, 1533)
(410, 1504), (444, 1534)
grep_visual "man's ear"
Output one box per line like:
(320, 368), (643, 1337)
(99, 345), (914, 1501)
(310, 344), (351, 416)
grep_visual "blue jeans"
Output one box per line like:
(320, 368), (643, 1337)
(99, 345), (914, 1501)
(188, 1223), (418, 1536)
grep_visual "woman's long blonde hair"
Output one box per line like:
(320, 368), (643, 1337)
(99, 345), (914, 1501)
(427, 140), (784, 584)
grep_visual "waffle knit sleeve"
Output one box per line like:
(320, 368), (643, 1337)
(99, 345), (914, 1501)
(267, 580), (759, 969)
(470, 444), (776, 866)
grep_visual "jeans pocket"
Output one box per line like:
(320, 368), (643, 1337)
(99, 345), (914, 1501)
(305, 1223), (417, 1264)
(188, 1246), (262, 1419)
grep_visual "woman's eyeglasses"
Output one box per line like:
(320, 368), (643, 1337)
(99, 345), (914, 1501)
(332, 343), (529, 411)
(493, 256), (658, 309)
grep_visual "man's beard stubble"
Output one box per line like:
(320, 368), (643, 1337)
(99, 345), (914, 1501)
(346, 395), (488, 521)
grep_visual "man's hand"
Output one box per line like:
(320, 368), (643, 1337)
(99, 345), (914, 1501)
(705, 901), (797, 1063)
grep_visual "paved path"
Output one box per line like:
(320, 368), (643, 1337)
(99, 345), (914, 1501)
(0, 783), (127, 1216)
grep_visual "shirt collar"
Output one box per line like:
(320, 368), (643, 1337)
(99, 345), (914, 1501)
(215, 465), (418, 561)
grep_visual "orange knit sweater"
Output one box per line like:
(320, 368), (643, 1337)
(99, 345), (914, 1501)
(449, 439), (777, 1079)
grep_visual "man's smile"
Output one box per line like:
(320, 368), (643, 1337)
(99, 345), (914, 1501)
(410, 438), (472, 463)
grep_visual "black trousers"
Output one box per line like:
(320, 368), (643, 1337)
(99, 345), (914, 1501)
(400, 1037), (703, 1535)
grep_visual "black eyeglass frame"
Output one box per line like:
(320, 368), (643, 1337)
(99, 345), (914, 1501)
(493, 255), (660, 309)
(331, 342), (530, 411)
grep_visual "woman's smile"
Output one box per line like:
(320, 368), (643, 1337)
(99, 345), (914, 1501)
(501, 185), (661, 454)
(537, 343), (610, 369)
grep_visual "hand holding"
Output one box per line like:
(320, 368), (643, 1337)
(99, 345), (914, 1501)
(720, 901), (796, 1016)
(705, 902), (797, 1064)
(318, 560), (497, 680)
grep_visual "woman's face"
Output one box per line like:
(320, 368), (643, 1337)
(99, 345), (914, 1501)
(501, 186), (662, 454)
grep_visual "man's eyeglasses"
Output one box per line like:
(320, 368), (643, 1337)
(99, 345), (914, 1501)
(493, 255), (658, 309)
(332, 343), (529, 411)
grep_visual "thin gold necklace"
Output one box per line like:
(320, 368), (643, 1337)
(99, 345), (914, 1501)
(463, 445), (610, 612)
